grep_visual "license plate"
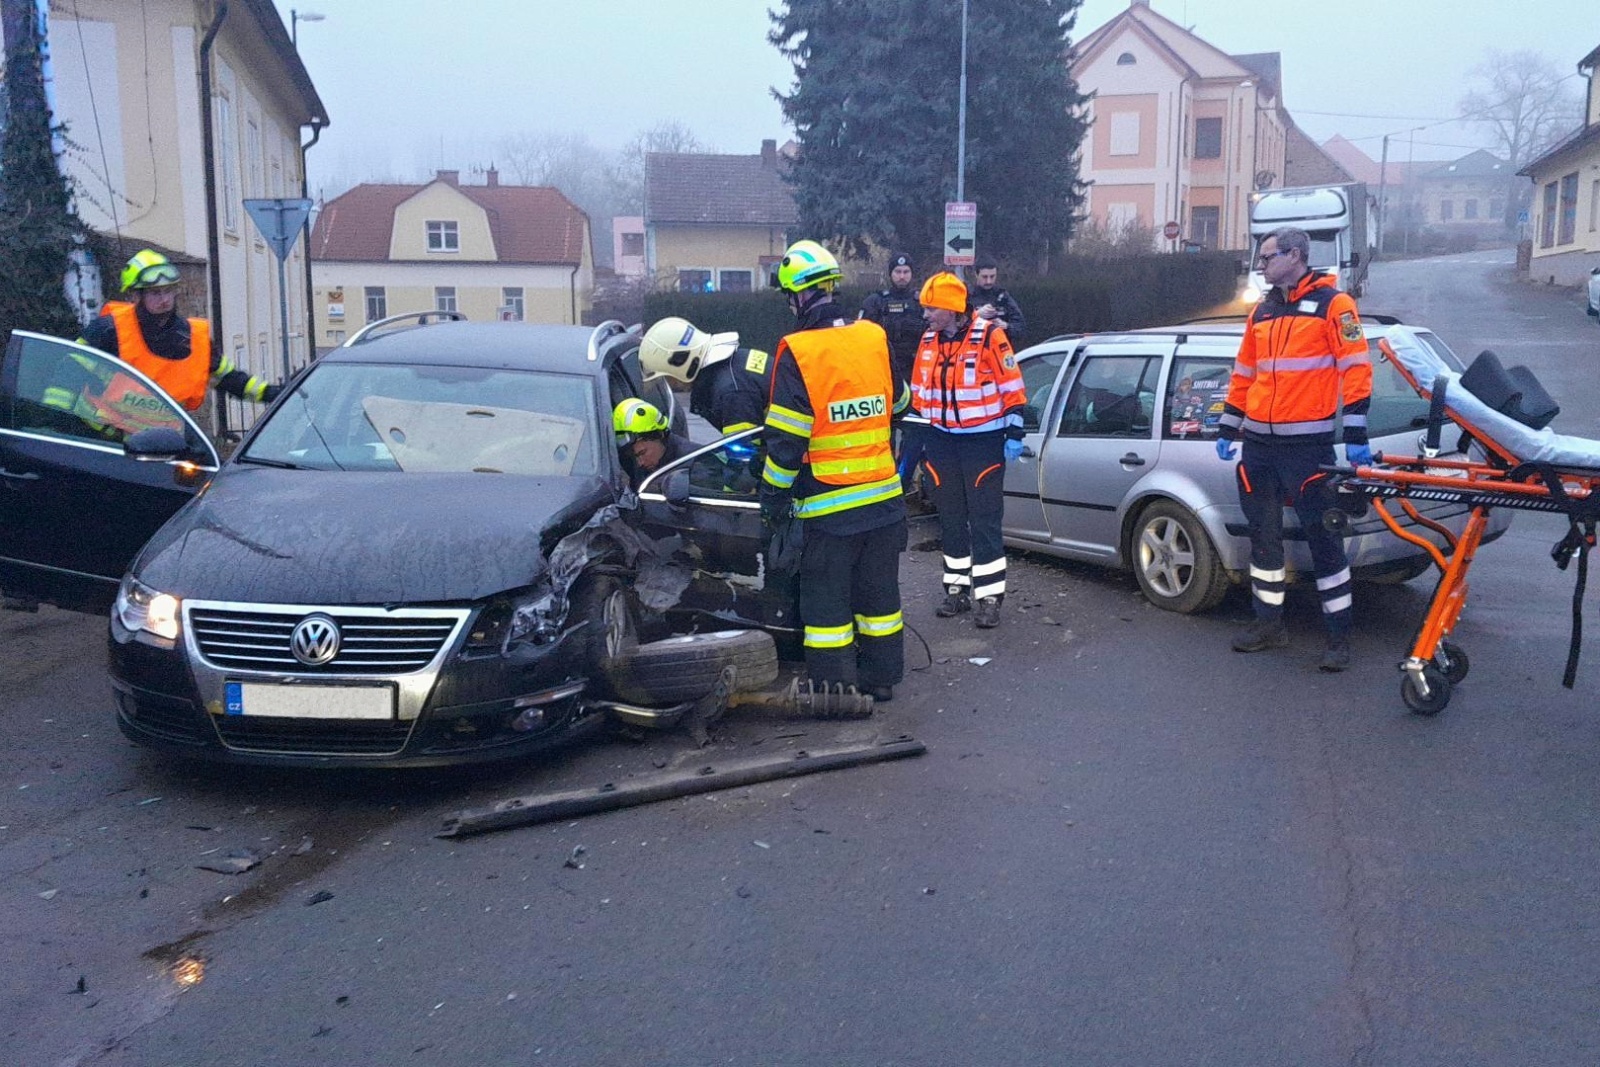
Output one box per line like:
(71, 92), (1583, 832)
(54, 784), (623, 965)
(223, 682), (395, 720)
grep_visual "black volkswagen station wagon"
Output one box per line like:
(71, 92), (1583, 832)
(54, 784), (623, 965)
(0, 318), (778, 768)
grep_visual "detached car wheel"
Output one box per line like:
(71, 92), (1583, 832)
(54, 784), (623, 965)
(603, 630), (779, 705)
(1131, 500), (1229, 614)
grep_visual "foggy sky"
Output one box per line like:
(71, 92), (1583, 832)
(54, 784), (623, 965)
(275, 0), (1599, 193)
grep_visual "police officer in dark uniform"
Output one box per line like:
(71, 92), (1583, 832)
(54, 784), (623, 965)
(967, 253), (1027, 347)
(858, 252), (924, 390)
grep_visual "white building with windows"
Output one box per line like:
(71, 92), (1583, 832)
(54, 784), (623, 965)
(309, 169), (593, 349)
(1520, 43), (1600, 285)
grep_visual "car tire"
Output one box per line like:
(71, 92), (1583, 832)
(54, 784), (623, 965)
(602, 629), (779, 705)
(1358, 557), (1432, 586)
(568, 575), (640, 697)
(1130, 499), (1230, 614)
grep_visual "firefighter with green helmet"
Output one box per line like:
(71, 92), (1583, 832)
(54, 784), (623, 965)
(761, 239), (910, 702)
(613, 398), (693, 487)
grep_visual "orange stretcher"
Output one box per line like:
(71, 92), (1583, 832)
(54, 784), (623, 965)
(1328, 339), (1600, 715)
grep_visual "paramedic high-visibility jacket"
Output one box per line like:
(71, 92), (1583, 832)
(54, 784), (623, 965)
(1218, 271), (1372, 447)
(762, 303), (909, 529)
(909, 316), (1026, 432)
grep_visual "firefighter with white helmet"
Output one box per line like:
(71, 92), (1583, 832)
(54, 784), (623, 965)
(640, 316), (772, 438)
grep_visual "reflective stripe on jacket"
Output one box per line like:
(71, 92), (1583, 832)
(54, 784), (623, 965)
(1219, 272), (1372, 446)
(910, 317), (1026, 433)
(106, 302), (212, 411)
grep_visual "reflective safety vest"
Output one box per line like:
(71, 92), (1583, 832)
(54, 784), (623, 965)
(782, 322), (897, 486)
(106, 302), (212, 412)
(911, 317), (1026, 432)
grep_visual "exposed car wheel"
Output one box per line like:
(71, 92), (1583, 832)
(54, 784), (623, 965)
(1401, 665), (1451, 716)
(603, 630), (779, 705)
(1131, 500), (1229, 614)
(568, 576), (640, 697)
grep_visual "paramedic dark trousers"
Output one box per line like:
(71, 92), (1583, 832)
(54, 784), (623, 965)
(1236, 439), (1353, 635)
(798, 520), (907, 688)
(925, 429), (1008, 600)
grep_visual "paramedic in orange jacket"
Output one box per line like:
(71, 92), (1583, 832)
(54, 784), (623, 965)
(77, 250), (281, 419)
(1216, 226), (1373, 672)
(911, 271), (1028, 630)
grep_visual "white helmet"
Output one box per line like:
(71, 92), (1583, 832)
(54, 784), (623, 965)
(640, 317), (738, 383)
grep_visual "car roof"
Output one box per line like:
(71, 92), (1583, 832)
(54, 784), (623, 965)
(324, 321), (636, 375)
(1034, 313), (1416, 350)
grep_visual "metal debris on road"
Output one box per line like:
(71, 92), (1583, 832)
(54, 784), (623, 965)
(195, 849), (261, 875)
(563, 845), (587, 869)
(968, 657), (992, 666)
(294, 835), (314, 856)
(305, 890), (335, 906)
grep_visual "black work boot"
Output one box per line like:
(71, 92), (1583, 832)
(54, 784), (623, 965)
(1319, 635), (1351, 672)
(974, 596), (1001, 629)
(936, 590), (971, 617)
(864, 684), (894, 702)
(1232, 617), (1289, 653)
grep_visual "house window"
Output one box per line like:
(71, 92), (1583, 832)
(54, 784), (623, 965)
(1439, 200), (1454, 221)
(427, 221), (460, 252)
(435, 286), (457, 312)
(1559, 172), (1579, 245)
(501, 287), (524, 321)
(621, 232), (645, 256)
(246, 118), (262, 197)
(1189, 206), (1220, 249)
(1116, 52), (1136, 65)
(1590, 181), (1600, 232)
(1464, 199), (1478, 220)
(1106, 202), (1138, 234)
(1540, 182), (1557, 248)
(327, 330), (345, 344)
(718, 269), (753, 293)
(677, 268), (713, 292)
(364, 286), (387, 321)
(218, 94), (238, 231)
(1194, 117), (1223, 160)
(1109, 113), (1141, 156)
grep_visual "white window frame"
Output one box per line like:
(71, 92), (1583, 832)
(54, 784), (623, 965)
(364, 286), (387, 321)
(717, 269), (754, 293)
(500, 287), (524, 320)
(435, 286), (457, 313)
(677, 267), (713, 292)
(427, 220), (460, 253)
(218, 94), (239, 232)
(1109, 113), (1141, 157)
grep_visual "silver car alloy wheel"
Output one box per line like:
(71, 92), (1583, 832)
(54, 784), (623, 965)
(1137, 514), (1195, 598)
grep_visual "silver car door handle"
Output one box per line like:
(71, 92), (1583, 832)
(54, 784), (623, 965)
(1020, 444), (1036, 458)
(1119, 452), (1146, 467)
(0, 467), (40, 481)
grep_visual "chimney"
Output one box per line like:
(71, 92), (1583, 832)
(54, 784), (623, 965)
(486, 166), (499, 188)
(437, 169), (459, 186)
(761, 139), (777, 167)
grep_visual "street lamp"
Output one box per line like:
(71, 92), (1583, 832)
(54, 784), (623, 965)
(291, 9), (324, 47)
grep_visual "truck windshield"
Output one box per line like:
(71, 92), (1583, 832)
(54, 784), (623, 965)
(1255, 232), (1341, 270)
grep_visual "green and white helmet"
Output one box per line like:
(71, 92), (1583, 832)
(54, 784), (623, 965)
(774, 240), (842, 293)
(120, 249), (180, 292)
(613, 399), (670, 445)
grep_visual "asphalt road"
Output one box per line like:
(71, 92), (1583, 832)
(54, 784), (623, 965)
(4, 251), (1599, 1067)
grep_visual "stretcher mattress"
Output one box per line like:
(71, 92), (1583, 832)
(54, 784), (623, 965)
(1387, 340), (1600, 471)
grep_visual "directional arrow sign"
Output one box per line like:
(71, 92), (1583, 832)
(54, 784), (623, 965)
(944, 201), (977, 267)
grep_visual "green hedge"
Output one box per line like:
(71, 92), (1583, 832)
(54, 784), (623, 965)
(641, 253), (1241, 354)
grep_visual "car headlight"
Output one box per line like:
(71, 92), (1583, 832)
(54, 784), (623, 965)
(1241, 284), (1263, 304)
(115, 576), (181, 642)
(466, 584), (562, 653)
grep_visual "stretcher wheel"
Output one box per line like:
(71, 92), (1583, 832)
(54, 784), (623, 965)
(1401, 666), (1451, 716)
(1434, 641), (1469, 684)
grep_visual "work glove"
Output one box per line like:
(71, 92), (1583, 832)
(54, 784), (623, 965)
(262, 383), (283, 404)
(759, 489), (792, 531)
(1003, 438), (1025, 462)
(1345, 442), (1373, 467)
(1215, 438), (1238, 462)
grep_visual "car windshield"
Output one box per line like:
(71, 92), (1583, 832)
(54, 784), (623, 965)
(242, 362), (601, 475)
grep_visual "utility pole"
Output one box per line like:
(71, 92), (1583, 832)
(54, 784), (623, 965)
(956, 0), (968, 202)
(1377, 134), (1389, 256)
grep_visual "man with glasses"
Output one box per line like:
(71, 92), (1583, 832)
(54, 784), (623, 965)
(76, 249), (282, 420)
(1216, 226), (1372, 672)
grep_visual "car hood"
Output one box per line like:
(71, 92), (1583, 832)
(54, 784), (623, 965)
(134, 467), (615, 604)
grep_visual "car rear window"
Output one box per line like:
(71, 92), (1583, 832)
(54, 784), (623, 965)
(1164, 356), (1234, 440)
(243, 363), (601, 475)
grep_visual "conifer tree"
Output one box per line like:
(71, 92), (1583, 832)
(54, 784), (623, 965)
(1, 0), (82, 341)
(770, 0), (1089, 271)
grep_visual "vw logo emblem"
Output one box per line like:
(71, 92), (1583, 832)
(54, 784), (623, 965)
(290, 615), (341, 666)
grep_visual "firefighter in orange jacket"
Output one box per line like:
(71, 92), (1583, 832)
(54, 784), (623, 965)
(75, 250), (281, 426)
(911, 271), (1028, 629)
(761, 240), (909, 702)
(1216, 226), (1373, 672)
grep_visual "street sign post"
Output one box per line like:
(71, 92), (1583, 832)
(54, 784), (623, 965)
(944, 201), (977, 267)
(243, 197), (314, 380)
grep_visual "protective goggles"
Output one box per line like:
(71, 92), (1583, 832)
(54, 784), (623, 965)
(133, 263), (181, 288)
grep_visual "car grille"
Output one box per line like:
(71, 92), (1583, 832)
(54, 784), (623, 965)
(213, 715), (416, 756)
(187, 607), (464, 675)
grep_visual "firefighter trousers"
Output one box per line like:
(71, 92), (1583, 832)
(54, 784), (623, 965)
(924, 429), (1008, 601)
(1236, 439), (1353, 636)
(797, 519), (907, 688)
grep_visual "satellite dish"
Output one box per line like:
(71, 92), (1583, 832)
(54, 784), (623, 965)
(1254, 170), (1277, 191)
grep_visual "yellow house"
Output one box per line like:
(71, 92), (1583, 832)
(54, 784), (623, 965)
(1070, 0), (1288, 251)
(43, 0), (329, 433)
(1520, 43), (1600, 285)
(309, 169), (594, 349)
(645, 140), (797, 291)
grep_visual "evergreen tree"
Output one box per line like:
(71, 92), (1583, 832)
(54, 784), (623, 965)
(1, 0), (82, 341)
(770, 0), (1089, 272)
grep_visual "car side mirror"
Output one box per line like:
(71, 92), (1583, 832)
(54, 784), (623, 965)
(664, 468), (692, 507)
(124, 426), (188, 462)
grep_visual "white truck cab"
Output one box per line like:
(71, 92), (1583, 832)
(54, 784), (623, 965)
(1242, 183), (1372, 305)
